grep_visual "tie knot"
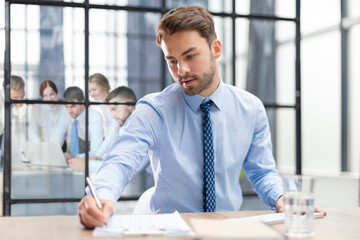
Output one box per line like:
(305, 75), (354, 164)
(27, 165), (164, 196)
(200, 100), (213, 113)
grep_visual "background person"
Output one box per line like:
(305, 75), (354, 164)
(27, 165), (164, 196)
(68, 86), (154, 192)
(63, 86), (103, 172)
(1, 76), (27, 169)
(28, 80), (69, 146)
(106, 86), (153, 192)
(88, 73), (119, 160)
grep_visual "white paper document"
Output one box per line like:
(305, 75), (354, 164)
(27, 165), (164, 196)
(93, 211), (195, 237)
(226, 212), (324, 225)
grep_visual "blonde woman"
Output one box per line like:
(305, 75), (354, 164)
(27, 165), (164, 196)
(88, 73), (119, 163)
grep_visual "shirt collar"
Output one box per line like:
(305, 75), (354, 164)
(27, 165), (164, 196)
(73, 108), (85, 122)
(180, 79), (224, 112)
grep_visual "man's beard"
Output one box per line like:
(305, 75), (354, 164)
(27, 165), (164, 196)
(178, 55), (216, 96)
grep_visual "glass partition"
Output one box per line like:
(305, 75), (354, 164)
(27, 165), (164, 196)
(302, 31), (341, 172)
(90, 0), (162, 7)
(10, 5), (85, 100)
(236, 18), (296, 106)
(236, 0), (296, 19)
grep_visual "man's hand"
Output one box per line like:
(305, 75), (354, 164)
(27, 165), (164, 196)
(64, 152), (75, 161)
(276, 195), (327, 216)
(78, 195), (114, 228)
(90, 155), (102, 160)
(68, 157), (85, 172)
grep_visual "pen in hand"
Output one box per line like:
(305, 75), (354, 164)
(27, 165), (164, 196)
(86, 177), (103, 209)
(86, 177), (110, 227)
(86, 177), (109, 226)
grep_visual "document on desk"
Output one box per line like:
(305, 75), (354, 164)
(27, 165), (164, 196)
(93, 211), (195, 237)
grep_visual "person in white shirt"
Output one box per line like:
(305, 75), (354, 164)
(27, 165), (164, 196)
(88, 73), (119, 159)
(0, 84), (4, 137)
(63, 86), (104, 172)
(8, 76), (27, 169)
(28, 80), (69, 146)
(106, 86), (154, 193)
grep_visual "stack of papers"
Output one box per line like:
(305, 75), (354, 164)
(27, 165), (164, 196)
(93, 211), (195, 237)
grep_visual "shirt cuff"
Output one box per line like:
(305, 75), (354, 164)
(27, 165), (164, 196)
(269, 190), (284, 209)
(85, 186), (118, 205)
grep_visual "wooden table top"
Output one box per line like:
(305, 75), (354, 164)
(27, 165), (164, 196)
(0, 208), (359, 240)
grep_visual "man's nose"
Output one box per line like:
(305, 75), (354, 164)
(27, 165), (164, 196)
(177, 61), (190, 76)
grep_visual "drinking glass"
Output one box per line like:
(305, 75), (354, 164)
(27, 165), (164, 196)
(283, 176), (315, 237)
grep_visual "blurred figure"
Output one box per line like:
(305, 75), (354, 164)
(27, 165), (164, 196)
(106, 86), (154, 192)
(88, 73), (119, 160)
(0, 81), (4, 138)
(63, 86), (103, 172)
(89, 73), (110, 103)
(89, 73), (113, 133)
(3, 75), (27, 169)
(29, 80), (69, 146)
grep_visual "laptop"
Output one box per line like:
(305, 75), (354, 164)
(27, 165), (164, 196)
(21, 142), (68, 168)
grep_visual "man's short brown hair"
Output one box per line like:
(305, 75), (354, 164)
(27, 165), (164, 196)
(156, 5), (217, 48)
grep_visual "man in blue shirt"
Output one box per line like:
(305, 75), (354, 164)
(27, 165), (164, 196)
(78, 6), (326, 228)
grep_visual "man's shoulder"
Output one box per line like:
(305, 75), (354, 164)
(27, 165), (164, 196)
(138, 83), (181, 108)
(222, 83), (263, 106)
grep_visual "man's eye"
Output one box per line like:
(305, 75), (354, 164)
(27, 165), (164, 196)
(169, 60), (177, 65)
(187, 54), (195, 59)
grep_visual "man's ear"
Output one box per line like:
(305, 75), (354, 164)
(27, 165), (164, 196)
(211, 40), (222, 59)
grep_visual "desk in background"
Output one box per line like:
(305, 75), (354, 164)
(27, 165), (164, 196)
(0, 208), (359, 240)
(7, 168), (151, 216)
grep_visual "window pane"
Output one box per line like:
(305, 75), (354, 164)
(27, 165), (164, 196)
(214, 17), (233, 85)
(236, 0), (296, 19)
(90, 0), (161, 7)
(0, 1), (4, 28)
(11, 202), (78, 216)
(275, 108), (296, 173)
(89, 9), (161, 99)
(235, 18), (249, 90)
(10, 5), (26, 30)
(349, 24), (360, 173)
(167, 0), (207, 11)
(265, 108), (296, 174)
(9, 102), (85, 200)
(302, 31), (341, 172)
(10, 6), (85, 100)
(276, 21), (296, 106)
(208, 0), (232, 13)
(37, 0), (83, 2)
(167, 0), (232, 13)
(349, 0), (360, 17)
(27, 5), (40, 31)
(11, 171), (84, 200)
(0, 0), (4, 83)
(236, 19), (295, 105)
(301, 0), (340, 34)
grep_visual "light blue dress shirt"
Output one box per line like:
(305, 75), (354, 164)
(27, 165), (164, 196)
(67, 107), (103, 159)
(92, 80), (283, 213)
